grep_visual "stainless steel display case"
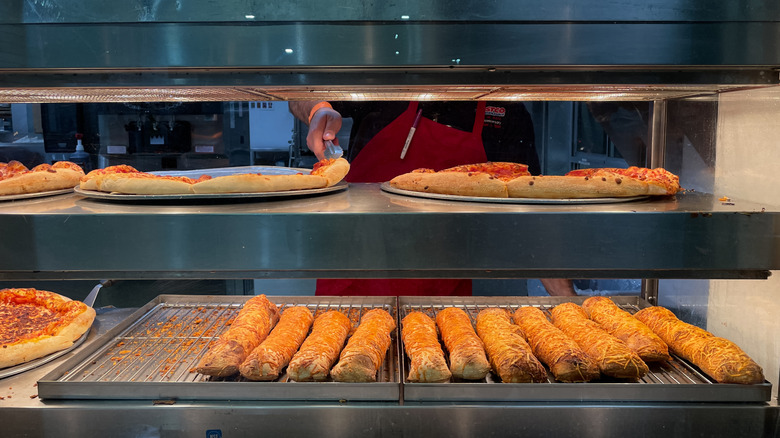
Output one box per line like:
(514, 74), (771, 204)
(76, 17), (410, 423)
(1, 1), (779, 437)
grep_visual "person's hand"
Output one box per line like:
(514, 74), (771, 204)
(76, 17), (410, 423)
(307, 107), (342, 160)
(539, 279), (578, 297)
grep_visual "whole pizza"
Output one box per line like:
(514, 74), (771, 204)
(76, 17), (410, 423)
(0, 288), (96, 369)
(389, 162), (681, 199)
(80, 158), (350, 195)
(0, 161), (85, 196)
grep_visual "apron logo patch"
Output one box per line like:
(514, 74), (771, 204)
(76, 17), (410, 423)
(485, 106), (506, 117)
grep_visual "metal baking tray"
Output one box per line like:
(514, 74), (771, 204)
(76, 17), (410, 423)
(38, 295), (399, 401)
(399, 296), (772, 403)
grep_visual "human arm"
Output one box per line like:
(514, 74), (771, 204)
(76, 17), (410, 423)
(540, 279), (577, 297)
(288, 101), (343, 160)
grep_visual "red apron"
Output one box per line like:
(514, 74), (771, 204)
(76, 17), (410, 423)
(317, 102), (487, 297)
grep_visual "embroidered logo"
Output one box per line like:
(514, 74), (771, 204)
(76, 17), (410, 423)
(485, 106), (506, 117)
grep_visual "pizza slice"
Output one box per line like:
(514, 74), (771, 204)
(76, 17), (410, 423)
(80, 158), (350, 195)
(79, 164), (140, 191)
(389, 162), (532, 198)
(190, 158), (349, 194)
(389, 162), (682, 199)
(0, 288), (96, 369)
(0, 160), (85, 196)
(565, 167), (681, 196)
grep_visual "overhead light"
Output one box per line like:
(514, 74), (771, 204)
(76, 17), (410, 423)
(401, 15), (410, 20)
(245, 14), (255, 19)
(285, 49), (294, 54)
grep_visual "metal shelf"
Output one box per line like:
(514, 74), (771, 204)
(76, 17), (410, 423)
(0, 184), (777, 280)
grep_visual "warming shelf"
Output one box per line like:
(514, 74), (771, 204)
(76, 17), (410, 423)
(0, 184), (777, 280)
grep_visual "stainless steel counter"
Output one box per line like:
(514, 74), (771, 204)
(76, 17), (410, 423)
(1, 309), (777, 438)
(0, 184), (777, 280)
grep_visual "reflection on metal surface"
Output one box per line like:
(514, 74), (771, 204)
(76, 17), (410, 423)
(8, 0), (780, 23)
(0, 186), (776, 280)
(0, 188), (73, 202)
(0, 84), (759, 104)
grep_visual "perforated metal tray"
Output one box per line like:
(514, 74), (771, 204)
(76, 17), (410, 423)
(398, 296), (772, 402)
(38, 295), (399, 401)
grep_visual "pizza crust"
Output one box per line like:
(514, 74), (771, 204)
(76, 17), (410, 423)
(191, 173), (328, 193)
(83, 159), (350, 195)
(0, 289), (96, 369)
(80, 165), (139, 191)
(390, 171), (508, 198)
(0, 167), (83, 196)
(390, 166), (673, 199)
(311, 158), (350, 187)
(506, 173), (652, 198)
(98, 173), (194, 195)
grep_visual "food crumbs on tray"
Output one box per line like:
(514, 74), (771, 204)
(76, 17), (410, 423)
(29, 394), (38, 399)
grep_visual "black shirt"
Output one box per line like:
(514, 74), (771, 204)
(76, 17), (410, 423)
(331, 101), (541, 175)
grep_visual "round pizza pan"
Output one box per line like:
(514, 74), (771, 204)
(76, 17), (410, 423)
(380, 182), (650, 204)
(0, 188), (74, 202)
(74, 181), (348, 202)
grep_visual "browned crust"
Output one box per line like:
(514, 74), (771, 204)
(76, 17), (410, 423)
(401, 312), (452, 383)
(330, 309), (397, 382)
(390, 171), (508, 198)
(238, 306), (314, 381)
(435, 307), (490, 380)
(581, 297), (671, 362)
(0, 288), (95, 369)
(512, 306), (599, 382)
(634, 306), (764, 384)
(196, 295), (280, 377)
(287, 310), (351, 381)
(191, 173), (327, 194)
(550, 303), (649, 379)
(311, 157), (350, 187)
(97, 173), (195, 195)
(475, 308), (547, 383)
(506, 173), (651, 198)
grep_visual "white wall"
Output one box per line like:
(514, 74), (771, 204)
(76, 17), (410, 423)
(712, 86), (780, 391)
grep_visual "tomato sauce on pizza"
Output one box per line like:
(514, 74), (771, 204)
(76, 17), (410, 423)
(566, 166), (680, 195)
(0, 160), (85, 196)
(0, 288), (96, 368)
(409, 162), (531, 181)
(391, 161), (682, 199)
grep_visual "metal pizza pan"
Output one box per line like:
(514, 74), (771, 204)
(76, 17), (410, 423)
(381, 182), (650, 204)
